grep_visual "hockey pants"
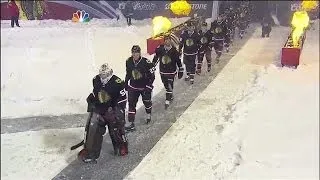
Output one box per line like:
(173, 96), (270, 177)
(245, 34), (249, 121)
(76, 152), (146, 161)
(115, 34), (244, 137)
(83, 109), (128, 159)
(197, 49), (212, 72)
(224, 34), (231, 49)
(11, 16), (20, 28)
(183, 54), (197, 82)
(213, 40), (224, 59)
(161, 75), (174, 101)
(128, 90), (152, 122)
(262, 26), (271, 37)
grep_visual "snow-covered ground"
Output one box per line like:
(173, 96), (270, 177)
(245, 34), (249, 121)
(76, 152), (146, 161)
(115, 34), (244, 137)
(125, 23), (319, 179)
(1, 17), (188, 118)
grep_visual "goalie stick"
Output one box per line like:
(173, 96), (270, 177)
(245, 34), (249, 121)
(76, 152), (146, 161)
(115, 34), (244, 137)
(70, 112), (93, 150)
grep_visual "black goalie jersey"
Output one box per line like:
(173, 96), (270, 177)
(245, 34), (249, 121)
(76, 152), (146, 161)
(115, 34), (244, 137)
(125, 57), (155, 91)
(152, 45), (183, 77)
(90, 75), (127, 113)
(179, 31), (201, 56)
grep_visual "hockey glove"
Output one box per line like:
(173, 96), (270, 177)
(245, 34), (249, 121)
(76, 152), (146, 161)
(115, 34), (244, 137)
(178, 67), (184, 79)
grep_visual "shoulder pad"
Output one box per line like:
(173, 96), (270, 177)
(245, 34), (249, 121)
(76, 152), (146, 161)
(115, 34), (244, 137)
(126, 57), (132, 61)
(110, 75), (123, 84)
(93, 75), (99, 80)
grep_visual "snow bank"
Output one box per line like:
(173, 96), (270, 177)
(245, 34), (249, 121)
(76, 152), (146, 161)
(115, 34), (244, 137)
(1, 17), (188, 118)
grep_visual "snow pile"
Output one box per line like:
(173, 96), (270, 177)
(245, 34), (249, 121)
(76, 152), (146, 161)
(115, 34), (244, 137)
(125, 25), (319, 179)
(1, 128), (83, 180)
(1, 17), (188, 118)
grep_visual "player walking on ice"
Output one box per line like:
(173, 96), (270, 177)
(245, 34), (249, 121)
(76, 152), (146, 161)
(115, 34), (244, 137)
(153, 34), (184, 109)
(125, 45), (156, 132)
(77, 63), (128, 163)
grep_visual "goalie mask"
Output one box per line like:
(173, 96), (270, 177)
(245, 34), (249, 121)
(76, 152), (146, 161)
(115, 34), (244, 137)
(99, 63), (113, 84)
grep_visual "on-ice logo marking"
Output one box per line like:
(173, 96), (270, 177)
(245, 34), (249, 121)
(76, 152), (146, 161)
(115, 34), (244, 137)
(72, 10), (90, 23)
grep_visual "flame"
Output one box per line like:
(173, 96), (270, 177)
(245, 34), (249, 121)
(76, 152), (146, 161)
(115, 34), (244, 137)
(289, 0), (316, 47)
(291, 11), (309, 47)
(152, 16), (172, 37)
(170, 0), (192, 16)
(301, 0), (318, 11)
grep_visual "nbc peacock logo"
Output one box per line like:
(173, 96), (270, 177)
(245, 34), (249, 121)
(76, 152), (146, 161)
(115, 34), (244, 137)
(72, 10), (90, 23)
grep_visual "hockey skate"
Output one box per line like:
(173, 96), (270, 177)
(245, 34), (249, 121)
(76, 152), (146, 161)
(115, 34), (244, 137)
(165, 100), (170, 110)
(196, 69), (201, 75)
(78, 149), (97, 164)
(113, 145), (128, 156)
(145, 113), (151, 124)
(226, 47), (230, 53)
(125, 122), (136, 132)
(215, 57), (220, 64)
(207, 65), (212, 72)
(190, 78), (194, 85)
(184, 76), (190, 81)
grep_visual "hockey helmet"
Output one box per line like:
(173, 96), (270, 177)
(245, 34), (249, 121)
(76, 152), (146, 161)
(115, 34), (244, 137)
(186, 21), (196, 31)
(202, 21), (208, 27)
(131, 45), (141, 53)
(99, 63), (113, 80)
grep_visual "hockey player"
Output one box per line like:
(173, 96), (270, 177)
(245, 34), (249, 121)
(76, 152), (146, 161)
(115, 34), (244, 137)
(210, 15), (228, 63)
(223, 12), (233, 53)
(238, 9), (248, 38)
(261, 16), (272, 38)
(228, 6), (238, 42)
(196, 22), (214, 74)
(78, 63), (128, 163)
(179, 21), (201, 84)
(125, 45), (155, 131)
(153, 34), (184, 109)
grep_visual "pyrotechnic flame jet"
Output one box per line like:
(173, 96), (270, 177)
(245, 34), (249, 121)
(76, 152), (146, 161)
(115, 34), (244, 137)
(290, 0), (318, 47)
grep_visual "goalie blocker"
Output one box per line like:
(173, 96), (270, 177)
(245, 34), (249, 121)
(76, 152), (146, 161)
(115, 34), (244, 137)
(78, 63), (128, 163)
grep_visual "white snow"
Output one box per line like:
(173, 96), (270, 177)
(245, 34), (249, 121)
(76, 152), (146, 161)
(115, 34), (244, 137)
(1, 128), (83, 180)
(125, 23), (319, 180)
(1, 17), (188, 118)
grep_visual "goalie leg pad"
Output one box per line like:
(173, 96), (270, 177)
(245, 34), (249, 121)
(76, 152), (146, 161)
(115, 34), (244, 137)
(81, 113), (106, 160)
(106, 109), (128, 156)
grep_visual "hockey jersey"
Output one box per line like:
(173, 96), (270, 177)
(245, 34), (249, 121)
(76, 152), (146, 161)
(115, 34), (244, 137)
(179, 30), (201, 56)
(125, 56), (155, 91)
(153, 45), (183, 77)
(198, 29), (214, 53)
(88, 75), (127, 113)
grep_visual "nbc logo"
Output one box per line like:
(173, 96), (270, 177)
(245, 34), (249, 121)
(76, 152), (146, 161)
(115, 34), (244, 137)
(72, 10), (90, 23)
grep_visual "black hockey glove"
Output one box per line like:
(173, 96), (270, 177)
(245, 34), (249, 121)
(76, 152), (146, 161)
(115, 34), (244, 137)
(178, 67), (184, 79)
(86, 93), (96, 112)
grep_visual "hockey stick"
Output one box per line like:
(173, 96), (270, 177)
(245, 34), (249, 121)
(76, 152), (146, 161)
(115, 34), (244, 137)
(70, 112), (93, 150)
(70, 140), (84, 150)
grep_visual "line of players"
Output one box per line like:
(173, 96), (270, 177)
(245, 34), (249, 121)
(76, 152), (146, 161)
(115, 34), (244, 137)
(77, 6), (252, 163)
